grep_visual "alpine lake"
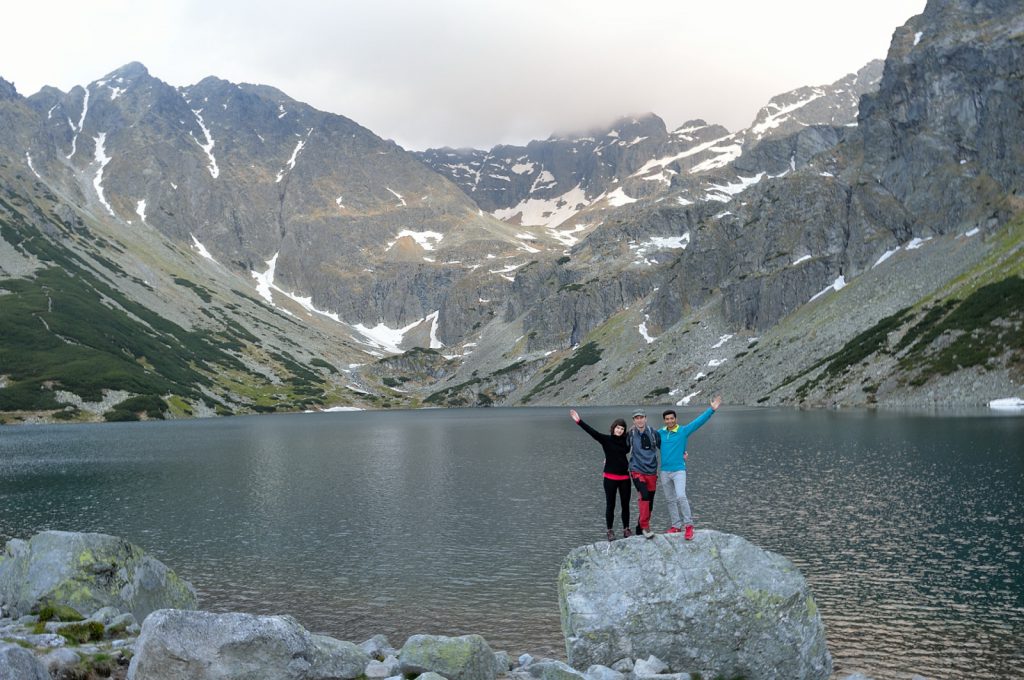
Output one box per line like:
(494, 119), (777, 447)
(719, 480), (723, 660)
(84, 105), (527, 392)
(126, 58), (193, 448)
(1, 406), (1021, 680)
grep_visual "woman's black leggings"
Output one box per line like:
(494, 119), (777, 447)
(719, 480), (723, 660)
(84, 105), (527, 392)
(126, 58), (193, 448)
(603, 477), (632, 529)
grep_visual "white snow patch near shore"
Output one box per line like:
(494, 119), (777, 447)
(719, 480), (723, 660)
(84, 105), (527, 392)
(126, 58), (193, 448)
(989, 397), (1024, 411)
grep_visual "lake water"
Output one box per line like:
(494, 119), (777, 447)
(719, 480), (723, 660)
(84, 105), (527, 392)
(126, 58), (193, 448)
(0, 407), (1021, 679)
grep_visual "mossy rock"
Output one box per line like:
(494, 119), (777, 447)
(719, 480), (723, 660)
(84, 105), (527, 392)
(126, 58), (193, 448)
(0, 531), (197, 621)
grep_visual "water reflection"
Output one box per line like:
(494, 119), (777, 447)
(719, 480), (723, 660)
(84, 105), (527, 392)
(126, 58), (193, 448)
(0, 408), (1021, 680)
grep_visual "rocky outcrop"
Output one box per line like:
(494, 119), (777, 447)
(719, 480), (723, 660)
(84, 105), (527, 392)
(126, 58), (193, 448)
(127, 609), (370, 680)
(558, 530), (831, 680)
(0, 531), (197, 622)
(0, 643), (49, 680)
(399, 633), (498, 680)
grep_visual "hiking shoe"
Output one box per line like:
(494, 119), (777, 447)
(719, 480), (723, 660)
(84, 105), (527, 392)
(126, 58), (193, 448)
(684, 525), (694, 540)
(607, 528), (615, 542)
(623, 527), (632, 538)
(666, 527), (682, 534)
(642, 528), (655, 539)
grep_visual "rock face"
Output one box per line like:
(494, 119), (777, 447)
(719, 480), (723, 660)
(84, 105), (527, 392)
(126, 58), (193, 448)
(398, 633), (497, 680)
(0, 643), (50, 680)
(0, 531), (197, 622)
(558, 530), (831, 680)
(127, 609), (369, 680)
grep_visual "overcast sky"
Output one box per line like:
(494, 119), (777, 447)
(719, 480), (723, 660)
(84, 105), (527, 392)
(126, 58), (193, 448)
(3, 0), (925, 151)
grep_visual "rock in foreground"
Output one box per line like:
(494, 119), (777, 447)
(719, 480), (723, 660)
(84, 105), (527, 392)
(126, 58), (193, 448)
(0, 531), (197, 621)
(399, 633), (497, 680)
(558, 530), (831, 680)
(127, 609), (370, 680)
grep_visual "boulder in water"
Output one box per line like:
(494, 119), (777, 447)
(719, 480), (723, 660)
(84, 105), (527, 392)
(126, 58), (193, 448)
(558, 530), (831, 680)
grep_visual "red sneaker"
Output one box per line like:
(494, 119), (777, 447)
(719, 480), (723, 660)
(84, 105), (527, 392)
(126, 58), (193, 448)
(684, 525), (695, 540)
(666, 527), (682, 534)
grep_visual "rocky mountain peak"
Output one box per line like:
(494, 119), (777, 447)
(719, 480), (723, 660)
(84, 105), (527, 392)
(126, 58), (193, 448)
(0, 77), (19, 100)
(551, 112), (667, 143)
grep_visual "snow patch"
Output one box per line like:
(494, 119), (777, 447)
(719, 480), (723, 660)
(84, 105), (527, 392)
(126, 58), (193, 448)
(690, 143), (744, 173)
(386, 187), (407, 206)
(92, 133), (115, 216)
(276, 129), (312, 183)
(905, 237), (932, 250)
(751, 91), (825, 136)
(639, 315), (656, 344)
(677, 390), (701, 406)
(386, 230), (444, 251)
(913, 31), (923, 46)
(66, 86), (90, 159)
(190, 109), (220, 178)
(705, 172), (766, 202)
(190, 234), (217, 262)
(630, 233), (691, 260)
(809, 275), (847, 302)
(711, 334), (733, 349)
(252, 252), (280, 303)
(25, 152), (41, 179)
(136, 199), (147, 222)
(792, 254), (813, 266)
(988, 397), (1024, 411)
(493, 184), (588, 228)
(353, 311), (444, 353)
(604, 187), (637, 207)
(873, 248), (899, 268)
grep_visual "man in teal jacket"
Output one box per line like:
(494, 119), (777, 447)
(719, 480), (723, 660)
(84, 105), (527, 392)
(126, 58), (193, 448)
(659, 395), (722, 540)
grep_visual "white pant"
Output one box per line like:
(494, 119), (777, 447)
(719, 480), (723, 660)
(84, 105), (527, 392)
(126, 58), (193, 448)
(659, 469), (692, 528)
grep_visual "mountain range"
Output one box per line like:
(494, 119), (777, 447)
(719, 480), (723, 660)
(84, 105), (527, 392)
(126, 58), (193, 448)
(0, 0), (1020, 423)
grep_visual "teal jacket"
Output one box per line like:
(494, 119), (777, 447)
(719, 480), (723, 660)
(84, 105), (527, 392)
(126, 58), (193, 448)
(659, 408), (715, 472)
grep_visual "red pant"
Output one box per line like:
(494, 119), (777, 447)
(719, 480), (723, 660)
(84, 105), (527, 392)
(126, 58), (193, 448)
(630, 471), (658, 529)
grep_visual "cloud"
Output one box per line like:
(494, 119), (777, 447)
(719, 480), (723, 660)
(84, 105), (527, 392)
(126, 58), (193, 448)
(1, 0), (925, 150)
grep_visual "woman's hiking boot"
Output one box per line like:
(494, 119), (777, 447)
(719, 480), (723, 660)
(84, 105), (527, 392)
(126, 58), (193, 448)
(622, 527), (632, 538)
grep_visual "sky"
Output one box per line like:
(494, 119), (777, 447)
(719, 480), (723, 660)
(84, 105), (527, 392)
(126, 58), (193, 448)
(2, 1), (926, 151)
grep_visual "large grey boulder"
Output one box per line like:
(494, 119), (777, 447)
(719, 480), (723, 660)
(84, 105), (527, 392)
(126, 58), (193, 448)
(127, 609), (369, 680)
(399, 633), (497, 680)
(558, 530), (831, 680)
(0, 531), (196, 621)
(0, 643), (50, 680)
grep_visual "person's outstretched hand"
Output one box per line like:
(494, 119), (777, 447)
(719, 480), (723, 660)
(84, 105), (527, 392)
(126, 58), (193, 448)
(570, 409), (581, 423)
(711, 395), (723, 411)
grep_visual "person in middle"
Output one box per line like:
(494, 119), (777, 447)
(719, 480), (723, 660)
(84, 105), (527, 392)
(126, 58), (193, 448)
(569, 409), (632, 541)
(627, 409), (662, 539)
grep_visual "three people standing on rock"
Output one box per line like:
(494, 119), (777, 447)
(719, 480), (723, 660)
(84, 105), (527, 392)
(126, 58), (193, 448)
(571, 395), (722, 541)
